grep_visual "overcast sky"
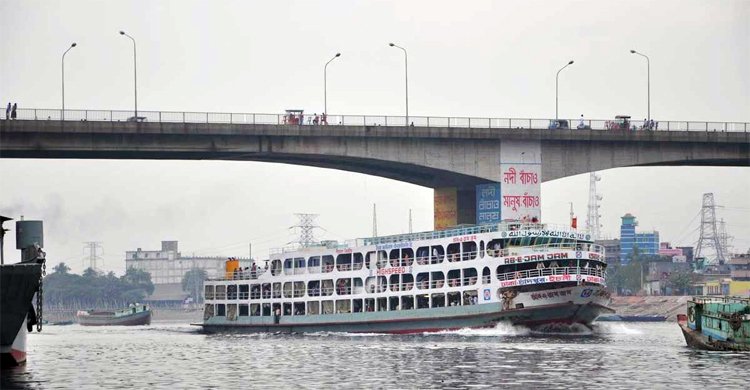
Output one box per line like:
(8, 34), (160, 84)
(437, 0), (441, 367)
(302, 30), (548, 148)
(1, 0), (748, 274)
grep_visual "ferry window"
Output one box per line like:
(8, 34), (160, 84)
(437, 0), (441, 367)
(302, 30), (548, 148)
(389, 249), (400, 267)
(295, 257), (306, 273)
(307, 301), (320, 315)
(482, 267), (491, 284)
(283, 282), (293, 298)
(377, 251), (388, 269)
(336, 300), (351, 313)
(225, 284), (236, 299)
(261, 283), (271, 299)
(336, 278), (352, 295)
(448, 269), (461, 287)
(447, 243), (460, 262)
(377, 297), (387, 312)
(353, 299), (363, 313)
(204, 285), (214, 300)
(322, 255), (334, 273)
(401, 248), (414, 266)
(401, 295), (414, 310)
(250, 303), (260, 316)
(447, 292), (461, 306)
(308, 256), (321, 273)
(283, 302), (292, 315)
(430, 245), (445, 264)
(417, 294), (429, 309)
(272, 282), (281, 298)
(294, 281), (305, 297)
(431, 293), (445, 308)
(239, 304), (249, 316)
(535, 237), (550, 246)
(463, 290), (478, 305)
(321, 279), (334, 296)
(239, 284), (249, 299)
(284, 258), (293, 273)
(364, 298), (375, 312)
(228, 304), (238, 320)
(509, 238), (522, 247)
(353, 278), (364, 294)
(389, 296), (400, 310)
(293, 302), (305, 315)
(389, 275), (400, 292)
(262, 303), (271, 316)
(377, 276), (387, 292)
(463, 268), (478, 285)
(431, 271), (445, 289)
(416, 273), (429, 289)
(479, 241), (485, 259)
(204, 304), (214, 319)
(402, 274), (414, 291)
(271, 260), (282, 276)
(308, 280), (321, 296)
(322, 300), (334, 314)
(365, 251), (376, 269)
(352, 253), (364, 270)
(462, 241), (478, 261)
(217, 304), (226, 316)
(215, 285), (226, 299)
(336, 253), (352, 271)
(487, 239), (505, 257)
(416, 246), (430, 265)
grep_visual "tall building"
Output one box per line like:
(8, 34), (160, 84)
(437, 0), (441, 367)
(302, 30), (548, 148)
(125, 241), (249, 302)
(595, 238), (621, 264)
(619, 213), (659, 263)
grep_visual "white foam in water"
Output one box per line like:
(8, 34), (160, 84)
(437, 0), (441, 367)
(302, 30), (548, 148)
(530, 323), (593, 336)
(429, 322), (530, 337)
(593, 322), (643, 335)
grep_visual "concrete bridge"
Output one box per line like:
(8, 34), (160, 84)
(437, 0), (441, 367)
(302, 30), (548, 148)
(2, 108), (748, 225)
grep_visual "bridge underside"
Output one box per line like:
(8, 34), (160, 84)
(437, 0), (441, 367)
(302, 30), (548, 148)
(2, 120), (748, 228)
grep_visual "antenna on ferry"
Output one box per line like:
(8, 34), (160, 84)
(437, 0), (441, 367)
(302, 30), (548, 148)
(409, 209), (413, 234)
(372, 204), (378, 237)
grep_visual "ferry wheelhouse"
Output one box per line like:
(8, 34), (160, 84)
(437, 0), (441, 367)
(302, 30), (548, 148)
(200, 222), (613, 334)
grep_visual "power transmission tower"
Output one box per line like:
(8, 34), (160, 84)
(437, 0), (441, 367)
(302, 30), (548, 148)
(585, 172), (603, 240)
(83, 241), (103, 270)
(694, 193), (726, 265)
(718, 218), (733, 256)
(372, 204), (378, 237)
(292, 213), (319, 247)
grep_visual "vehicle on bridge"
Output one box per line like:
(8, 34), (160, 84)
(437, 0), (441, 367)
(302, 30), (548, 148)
(548, 119), (570, 130)
(126, 116), (148, 122)
(606, 115), (631, 131)
(283, 109), (304, 125)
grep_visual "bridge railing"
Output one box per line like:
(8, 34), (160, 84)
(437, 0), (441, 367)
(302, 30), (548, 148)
(7, 108), (749, 132)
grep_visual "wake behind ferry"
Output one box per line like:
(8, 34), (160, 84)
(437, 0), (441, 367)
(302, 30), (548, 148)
(199, 222), (613, 334)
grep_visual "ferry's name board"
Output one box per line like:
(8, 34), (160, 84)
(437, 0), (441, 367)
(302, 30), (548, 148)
(452, 235), (477, 243)
(377, 266), (407, 276)
(505, 230), (588, 241)
(500, 274), (604, 288)
(375, 242), (413, 251)
(503, 252), (569, 264)
(336, 248), (352, 254)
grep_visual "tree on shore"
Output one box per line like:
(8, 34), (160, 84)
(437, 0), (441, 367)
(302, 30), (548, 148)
(182, 268), (208, 302)
(43, 264), (155, 308)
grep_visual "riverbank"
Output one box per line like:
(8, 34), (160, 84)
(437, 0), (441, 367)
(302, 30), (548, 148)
(609, 296), (689, 321)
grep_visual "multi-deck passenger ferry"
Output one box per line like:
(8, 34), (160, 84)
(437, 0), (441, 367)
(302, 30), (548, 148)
(199, 222), (613, 334)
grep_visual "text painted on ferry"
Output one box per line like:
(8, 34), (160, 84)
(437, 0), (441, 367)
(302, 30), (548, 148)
(377, 266), (407, 276)
(503, 252), (569, 264)
(506, 230), (587, 240)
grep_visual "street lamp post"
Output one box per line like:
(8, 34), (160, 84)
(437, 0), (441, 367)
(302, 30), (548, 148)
(119, 31), (138, 119)
(61, 42), (77, 120)
(630, 49), (650, 121)
(324, 52), (341, 115)
(389, 43), (408, 126)
(555, 60), (574, 120)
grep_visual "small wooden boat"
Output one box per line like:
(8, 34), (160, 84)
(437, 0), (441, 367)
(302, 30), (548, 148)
(77, 303), (152, 326)
(677, 296), (750, 351)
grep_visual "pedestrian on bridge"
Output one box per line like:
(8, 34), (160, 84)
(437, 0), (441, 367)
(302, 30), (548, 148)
(5, 102), (9, 120)
(11, 103), (17, 120)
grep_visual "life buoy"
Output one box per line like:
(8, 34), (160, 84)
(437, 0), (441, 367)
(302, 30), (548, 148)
(687, 307), (695, 323)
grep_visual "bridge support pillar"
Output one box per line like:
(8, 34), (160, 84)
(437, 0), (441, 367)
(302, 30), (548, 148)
(433, 186), (476, 230)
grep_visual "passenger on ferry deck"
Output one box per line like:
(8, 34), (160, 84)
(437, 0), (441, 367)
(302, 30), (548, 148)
(549, 261), (559, 269)
(251, 263), (257, 278)
(537, 262), (545, 270)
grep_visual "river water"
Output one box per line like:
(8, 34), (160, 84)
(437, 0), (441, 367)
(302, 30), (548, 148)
(2, 321), (749, 389)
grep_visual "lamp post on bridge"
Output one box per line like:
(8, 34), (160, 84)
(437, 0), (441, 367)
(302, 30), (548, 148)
(324, 52), (341, 116)
(119, 31), (138, 120)
(555, 60), (574, 120)
(61, 42), (77, 121)
(630, 49), (650, 121)
(389, 43), (408, 126)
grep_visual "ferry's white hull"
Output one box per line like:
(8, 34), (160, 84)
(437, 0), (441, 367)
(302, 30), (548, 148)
(0, 318), (28, 367)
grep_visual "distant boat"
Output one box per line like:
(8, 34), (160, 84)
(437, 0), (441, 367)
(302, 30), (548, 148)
(677, 296), (750, 351)
(76, 303), (152, 326)
(50, 320), (74, 326)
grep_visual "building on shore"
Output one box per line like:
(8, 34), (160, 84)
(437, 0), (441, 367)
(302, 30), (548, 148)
(125, 241), (250, 303)
(619, 213), (660, 264)
(659, 242), (685, 261)
(644, 261), (691, 295)
(595, 238), (621, 265)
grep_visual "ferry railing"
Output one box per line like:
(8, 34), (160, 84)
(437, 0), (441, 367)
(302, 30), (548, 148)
(215, 291), (227, 300)
(238, 292), (249, 299)
(205, 290), (215, 300)
(321, 287), (335, 296)
(322, 264), (335, 273)
(308, 266), (321, 274)
(496, 267), (605, 281)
